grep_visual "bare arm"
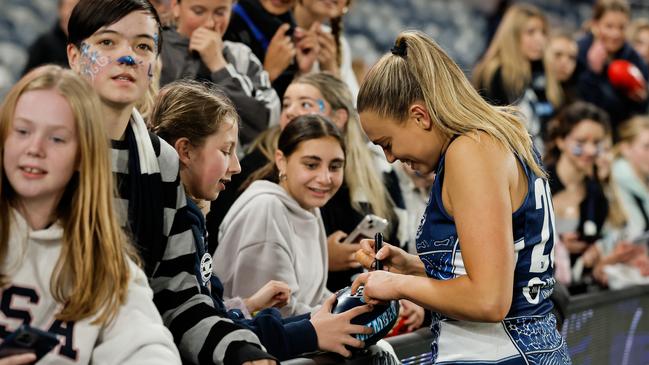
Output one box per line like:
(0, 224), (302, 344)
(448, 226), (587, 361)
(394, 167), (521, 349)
(354, 134), (519, 322)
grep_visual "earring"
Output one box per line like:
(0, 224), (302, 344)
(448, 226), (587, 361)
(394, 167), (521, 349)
(279, 171), (287, 181)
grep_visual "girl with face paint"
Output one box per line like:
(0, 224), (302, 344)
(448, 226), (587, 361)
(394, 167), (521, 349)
(66, 1), (276, 364)
(544, 102), (616, 293)
(574, 0), (649, 137)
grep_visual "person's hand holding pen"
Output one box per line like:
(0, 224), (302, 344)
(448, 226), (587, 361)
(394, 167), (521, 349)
(352, 233), (426, 305)
(354, 234), (422, 275)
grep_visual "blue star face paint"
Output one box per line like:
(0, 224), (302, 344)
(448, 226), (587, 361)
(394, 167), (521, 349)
(117, 55), (137, 66)
(79, 42), (110, 80)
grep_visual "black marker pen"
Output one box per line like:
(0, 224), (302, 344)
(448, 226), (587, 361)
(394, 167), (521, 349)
(374, 232), (383, 271)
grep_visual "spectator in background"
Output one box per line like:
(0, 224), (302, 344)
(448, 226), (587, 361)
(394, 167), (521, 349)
(160, 0), (281, 147)
(0, 65), (180, 365)
(544, 102), (611, 293)
(66, 0), (276, 363)
(22, 0), (79, 74)
(224, 0), (319, 98)
(612, 116), (649, 239)
(574, 0), (649, 138)
(545, 31), (579, 109)
(293, 0), (359, 100)
(588, 128), (649, 288)
(628, 18), (649, 67)
(473, 3), (561, 153)
(207, 73), (398, 294)
(392, 161), (434, 255)
(151, 80), (372, 360)
(214, 115), (344, 317)
(149, 0), (174, 25)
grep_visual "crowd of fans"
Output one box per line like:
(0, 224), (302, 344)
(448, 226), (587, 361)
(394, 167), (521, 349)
(1, 0), (649, 364)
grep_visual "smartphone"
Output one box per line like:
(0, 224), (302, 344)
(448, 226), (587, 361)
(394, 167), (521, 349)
(0, 324), (60, 361)
(632, 231), (649, 245)
(342, 214), (388, 244)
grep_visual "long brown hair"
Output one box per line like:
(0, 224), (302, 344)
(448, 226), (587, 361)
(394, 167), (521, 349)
(247, 114), (346, 184)
(0, 65), (137, 325)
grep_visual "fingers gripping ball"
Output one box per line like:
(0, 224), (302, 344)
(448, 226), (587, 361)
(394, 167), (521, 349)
(608, 60), (647, 96)
(332, 286), (400, 347)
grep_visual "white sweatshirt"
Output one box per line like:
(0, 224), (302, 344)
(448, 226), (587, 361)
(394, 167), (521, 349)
(214, 180), (332, 317)
(0, 209), (181, 364)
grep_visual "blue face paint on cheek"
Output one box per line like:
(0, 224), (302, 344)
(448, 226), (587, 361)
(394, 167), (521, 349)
(79, 42), (110, 79)
(316, 99), (325, 113)
(570, 144), (583, 156)
(153, 33), (159, 53)
(117, 55), (137, 66)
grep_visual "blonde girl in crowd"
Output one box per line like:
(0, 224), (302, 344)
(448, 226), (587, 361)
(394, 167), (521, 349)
(545, 31), (579, 108)
(628, 18), (649, 68)
(473, 3), (561, 151)
(612, 116), (649, 238)
(353, 31), (571, 364)
(0, 65), (179, 365)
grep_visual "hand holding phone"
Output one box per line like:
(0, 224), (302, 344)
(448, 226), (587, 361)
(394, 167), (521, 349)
(342, 214), (388, 244)
(0, 325), (59, 361)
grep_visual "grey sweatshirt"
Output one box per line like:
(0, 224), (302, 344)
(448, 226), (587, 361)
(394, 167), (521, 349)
(214, 180), (332, 317)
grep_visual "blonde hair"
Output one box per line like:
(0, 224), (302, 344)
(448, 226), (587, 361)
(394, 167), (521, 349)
(358, 30), (545, 178)
(247, 72), (395, 221)
(628, 17), (649, 45)
(0, 65), (137, 325)
(599, 135), (628, 229)
(615, 115), (649, 157)
(473, 4), (562, 108)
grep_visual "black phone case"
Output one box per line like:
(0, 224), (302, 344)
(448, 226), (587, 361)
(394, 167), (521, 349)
(0, 324), (59, 361)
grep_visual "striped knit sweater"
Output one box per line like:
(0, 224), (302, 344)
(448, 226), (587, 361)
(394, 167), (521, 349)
(110, 110), (272, 364)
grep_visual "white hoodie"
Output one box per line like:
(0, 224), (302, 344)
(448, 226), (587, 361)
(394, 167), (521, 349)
(1, 209), (180, 365)
(214, 180), (332, 317)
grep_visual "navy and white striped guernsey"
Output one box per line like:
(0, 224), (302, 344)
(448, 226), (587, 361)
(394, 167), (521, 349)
(416, 143), (571, 364)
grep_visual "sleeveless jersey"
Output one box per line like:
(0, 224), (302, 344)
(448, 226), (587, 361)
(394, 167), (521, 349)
(416, 147), (571, 364)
